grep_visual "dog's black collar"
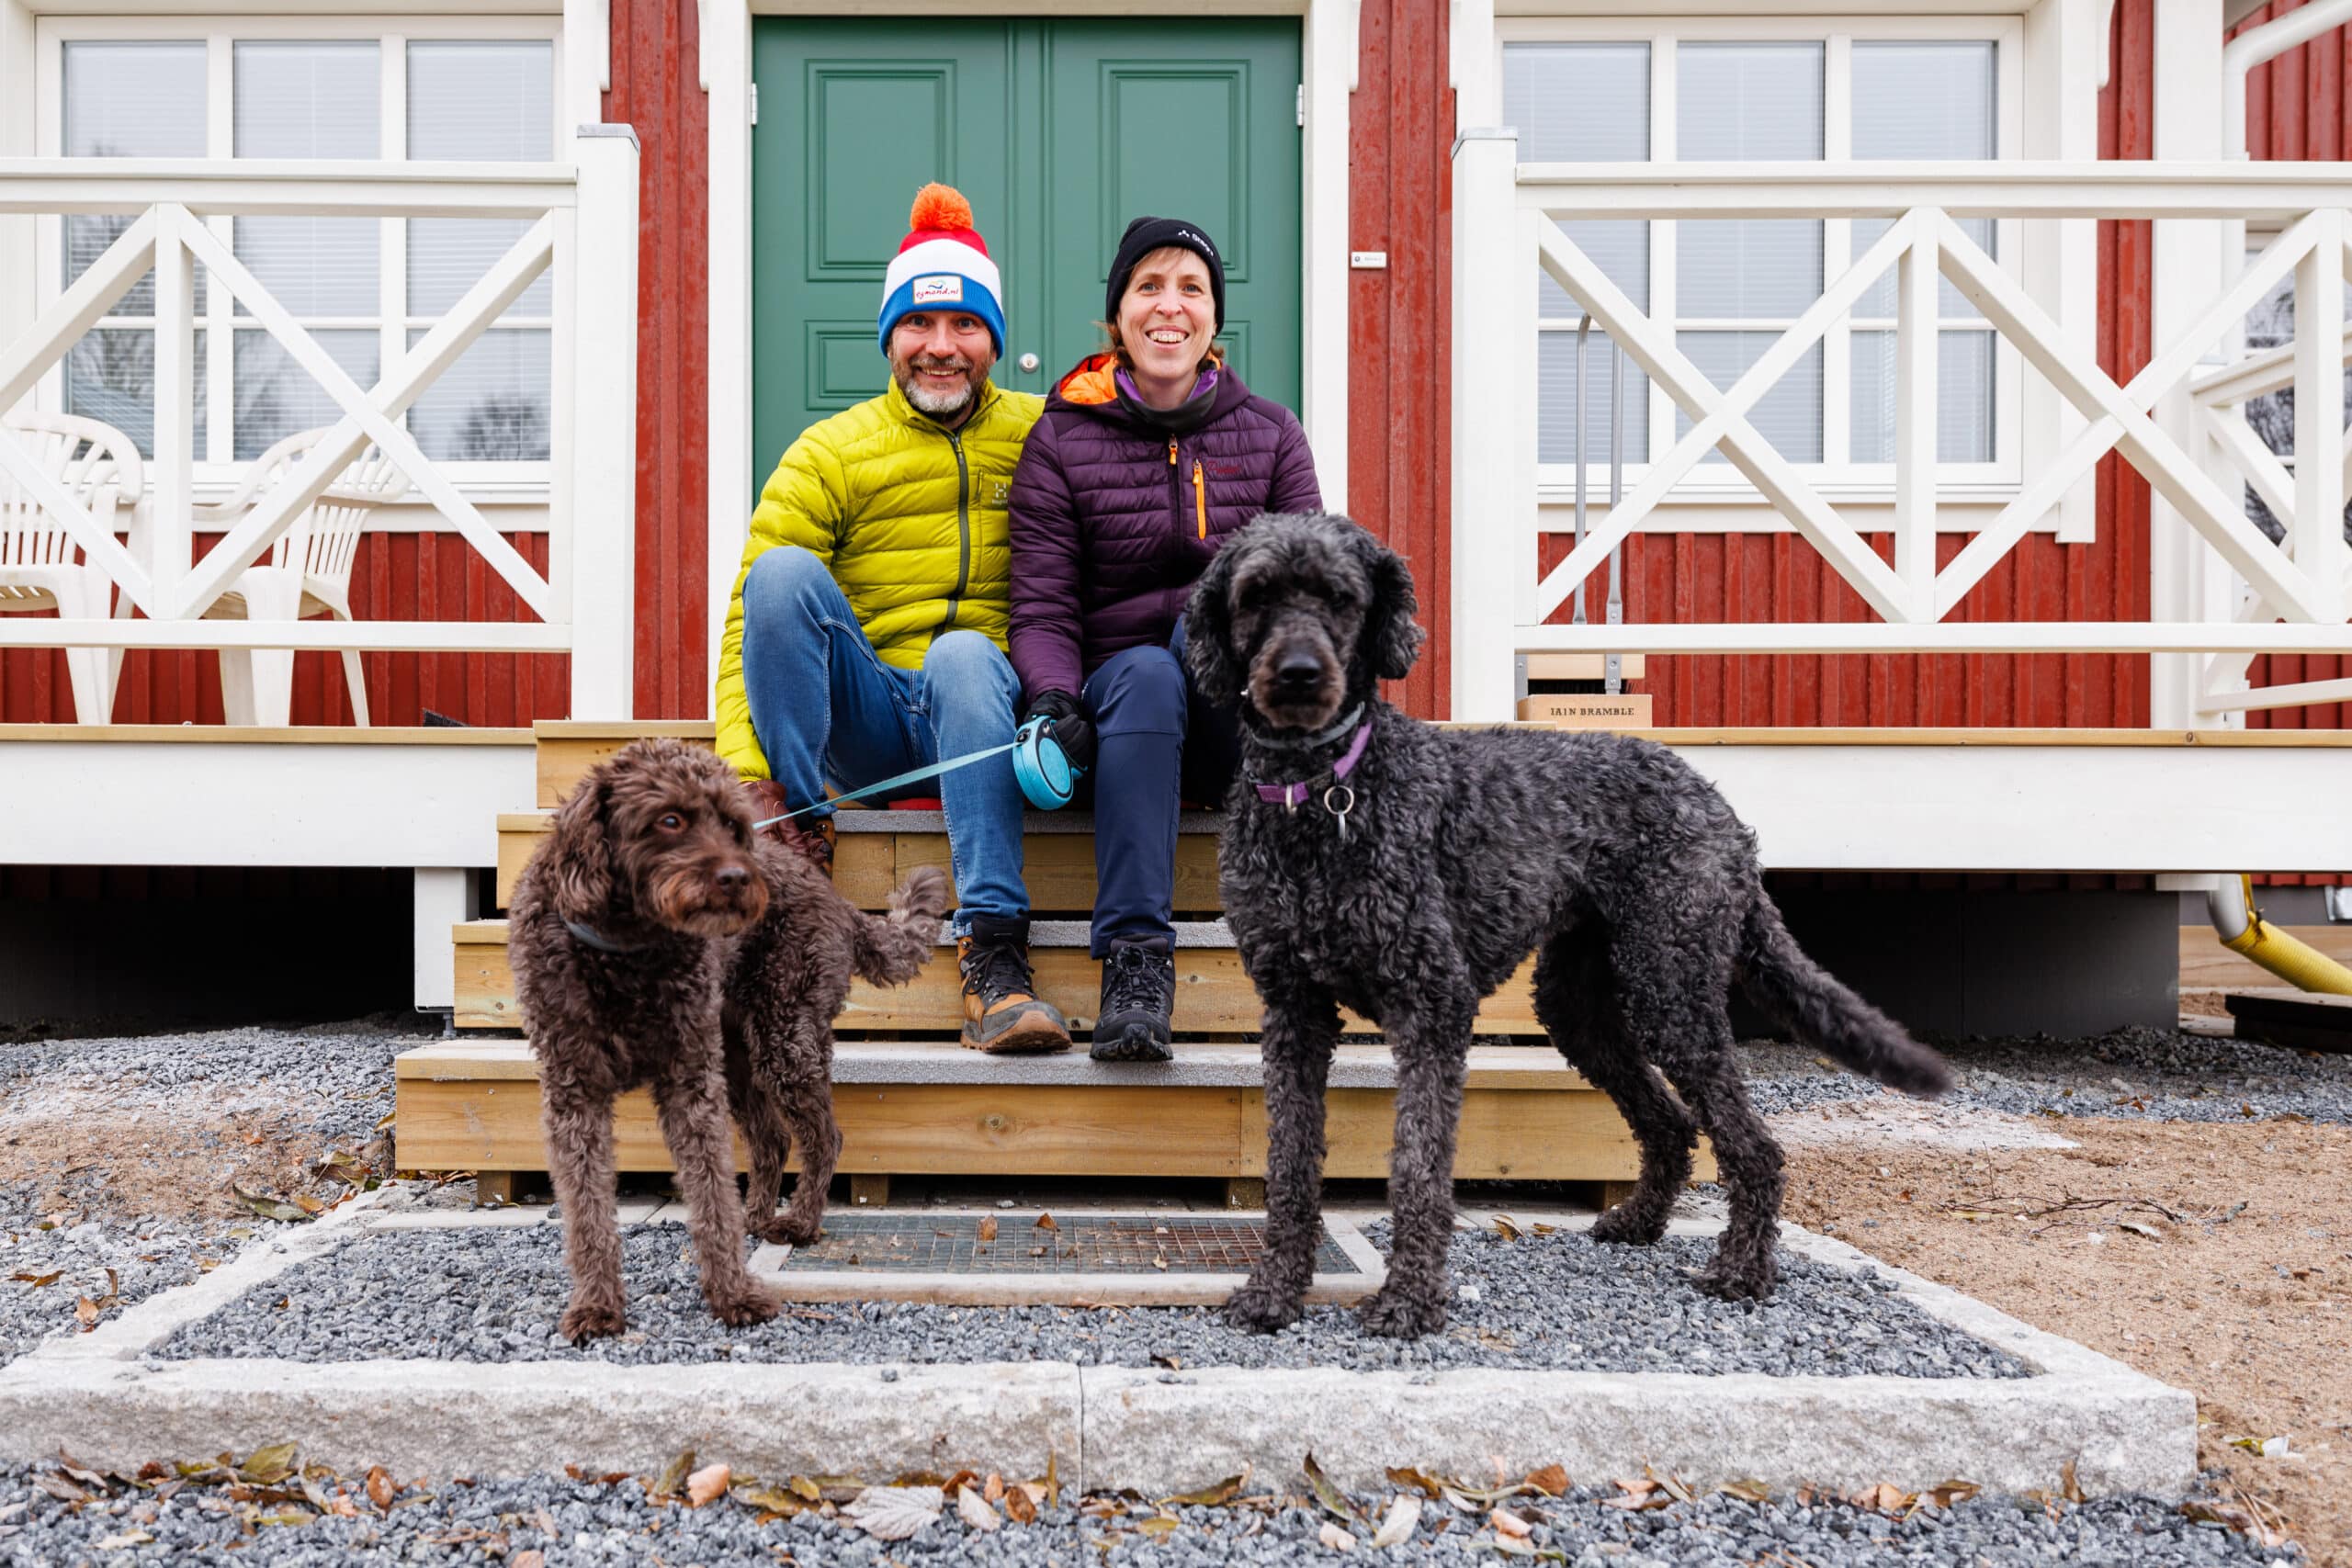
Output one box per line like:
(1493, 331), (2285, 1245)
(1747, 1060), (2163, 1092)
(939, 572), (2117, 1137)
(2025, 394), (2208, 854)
(563, 919), (650, 954)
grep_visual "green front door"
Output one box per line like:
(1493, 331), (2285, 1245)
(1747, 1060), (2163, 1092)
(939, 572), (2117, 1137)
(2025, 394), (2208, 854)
(752, 17), (1303, 476)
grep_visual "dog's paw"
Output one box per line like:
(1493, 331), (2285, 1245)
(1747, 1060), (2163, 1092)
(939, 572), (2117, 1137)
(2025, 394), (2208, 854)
(1355, 1286), (1447, 1340)
(1589, 1201), (1668, 1248)
(707, 1284), (782, 1327)
(559, 1300), (627, 1343)
(1220, 1280), (1305, 1335)
(1691, 1254), (1777, 1303)
(752, 1212), (824, 1247)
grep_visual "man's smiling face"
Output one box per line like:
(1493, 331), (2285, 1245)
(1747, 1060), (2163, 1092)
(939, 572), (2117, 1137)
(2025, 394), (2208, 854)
(888, 310), (997, 425)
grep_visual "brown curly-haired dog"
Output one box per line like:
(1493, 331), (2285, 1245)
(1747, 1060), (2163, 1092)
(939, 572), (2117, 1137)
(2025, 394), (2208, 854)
(509, 737), (945, 1342)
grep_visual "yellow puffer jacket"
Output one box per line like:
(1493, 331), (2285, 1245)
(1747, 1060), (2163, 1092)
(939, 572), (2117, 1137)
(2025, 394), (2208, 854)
(714, 378), (1042, 779)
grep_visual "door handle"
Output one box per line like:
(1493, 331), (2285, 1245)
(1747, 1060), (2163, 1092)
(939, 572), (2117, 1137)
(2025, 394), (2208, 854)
(1018, 352), (1040, 373)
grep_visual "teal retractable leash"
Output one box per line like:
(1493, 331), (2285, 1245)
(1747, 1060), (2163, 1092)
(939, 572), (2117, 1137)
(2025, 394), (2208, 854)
(750, 718), (1082, 829)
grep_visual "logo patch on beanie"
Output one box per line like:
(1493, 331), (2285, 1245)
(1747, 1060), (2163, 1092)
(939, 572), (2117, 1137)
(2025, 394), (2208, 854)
(910, 275), (965, 305)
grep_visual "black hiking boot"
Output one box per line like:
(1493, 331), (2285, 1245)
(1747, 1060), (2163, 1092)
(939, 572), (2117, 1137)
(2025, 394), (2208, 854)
(1091, 941), (1176, 1063)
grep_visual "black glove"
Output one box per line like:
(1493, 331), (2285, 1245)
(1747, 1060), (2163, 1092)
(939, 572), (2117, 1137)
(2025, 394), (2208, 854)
(1027, 690), (1097, 773)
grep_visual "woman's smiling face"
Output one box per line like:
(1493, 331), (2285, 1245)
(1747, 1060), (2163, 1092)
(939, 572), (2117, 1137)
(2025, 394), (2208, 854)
(1116, 245), (1216, 389)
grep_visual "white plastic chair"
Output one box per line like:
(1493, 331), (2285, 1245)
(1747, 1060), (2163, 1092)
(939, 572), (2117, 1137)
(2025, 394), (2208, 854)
(0, 412), (144, 725)
(196, 428), (407, 727)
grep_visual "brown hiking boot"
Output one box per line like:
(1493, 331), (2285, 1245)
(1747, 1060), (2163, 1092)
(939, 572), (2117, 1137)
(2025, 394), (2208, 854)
(743, 781), (833, 873)
(957, 916), (1072, 1055)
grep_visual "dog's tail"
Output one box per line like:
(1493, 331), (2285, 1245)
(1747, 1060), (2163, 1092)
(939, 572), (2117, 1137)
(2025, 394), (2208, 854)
(1737, 892), (1951, 1097)
(850, 864), (949, 988)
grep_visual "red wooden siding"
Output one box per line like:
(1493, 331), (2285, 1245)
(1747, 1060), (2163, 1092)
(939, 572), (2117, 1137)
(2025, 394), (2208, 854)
(1349, 0), (1453, 721)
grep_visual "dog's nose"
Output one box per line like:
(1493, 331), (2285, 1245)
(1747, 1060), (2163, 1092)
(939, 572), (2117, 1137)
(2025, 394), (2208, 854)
(1274, 653), (1322, 690)
(717, 864), (750, 892)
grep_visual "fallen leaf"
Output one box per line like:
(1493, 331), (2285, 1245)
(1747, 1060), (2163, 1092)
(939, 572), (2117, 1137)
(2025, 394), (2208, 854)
(11, 1271), (62, 1288)
(1522, 1464), (1568, 1497)
(93, 1529), (153, 1549)
(977, 1216), (999, 1243)
(1303, 1452), (1353, 1519)
(957, 1485), (1001, 1532)
(1318, 1520), (1357, 1551)
(1385, 1467), (1444, 1499)
(1715, 1478), (1772, 1504)
(232, 1186), (311, 1224)
(2061, 1459), (2085, 1505)
(1370, 1494), (1421, 1548)
(31, 1474), (89, 1504)
(686, 1463), (730, 1506)
(249, 1506), (315, 1528)
(1003, 1483), (1038, 1525)
(74, 1296), (99, 1328)
(511, 1553), (545, 1568)
(1163, 1473), (1247, 1507)
(842, 1485), (943, 1540)
(651, 1448), (695, 1498)
(2118, 1221), (2163, 1242)
(1136, 1515), (1179, 1537)
(1490, 1506), (1532, 1539)
(1045, 1450), (1059, 1506)
(367, 1466), (393, 1510)
(1491, 1215), (1523, 1241)
(238, 1443), (299, 1485)
(1035, 1213), (1058, 1231)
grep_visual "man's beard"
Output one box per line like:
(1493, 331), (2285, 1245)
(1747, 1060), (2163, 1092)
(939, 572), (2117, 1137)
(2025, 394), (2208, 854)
(898, 356), (980, 418)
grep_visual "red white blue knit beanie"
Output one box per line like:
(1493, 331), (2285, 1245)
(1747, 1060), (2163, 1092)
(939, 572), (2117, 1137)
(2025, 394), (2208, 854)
(877, 184), (1006, 356)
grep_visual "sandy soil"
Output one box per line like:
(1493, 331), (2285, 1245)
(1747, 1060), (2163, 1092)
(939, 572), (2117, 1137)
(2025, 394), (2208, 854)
(1785, 1113), (2352, 1564)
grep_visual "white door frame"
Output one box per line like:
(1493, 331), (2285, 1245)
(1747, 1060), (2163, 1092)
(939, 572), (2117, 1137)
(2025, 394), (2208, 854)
(697, 0), (1358, 706)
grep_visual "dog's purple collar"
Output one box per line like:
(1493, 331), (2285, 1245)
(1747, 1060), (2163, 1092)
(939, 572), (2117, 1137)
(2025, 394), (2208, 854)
(1251, 712), (1374, 808)
(564, 918), (650, 954)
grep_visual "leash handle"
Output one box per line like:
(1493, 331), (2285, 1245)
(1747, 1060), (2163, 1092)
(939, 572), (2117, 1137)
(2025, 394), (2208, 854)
(751, 739), (1018, 829)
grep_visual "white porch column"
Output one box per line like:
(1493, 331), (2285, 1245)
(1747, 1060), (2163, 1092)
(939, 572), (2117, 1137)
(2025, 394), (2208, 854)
(568, 124), (641, 720)
(2022, 0), (2103, 545)
(0, 0), (33, 416)
(1449, 131), (1534, 724)
(412, 867), (472, 1012)
(2149, 0), (2237, 728)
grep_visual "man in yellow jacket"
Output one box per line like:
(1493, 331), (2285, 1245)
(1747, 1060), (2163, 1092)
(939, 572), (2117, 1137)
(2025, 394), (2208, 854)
(715, 186), (1069, 1055)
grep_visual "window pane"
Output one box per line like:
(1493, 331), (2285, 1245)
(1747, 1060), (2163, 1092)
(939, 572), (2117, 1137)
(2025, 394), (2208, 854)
(408, 42), (556, 319)
(1679, 220), (1821, 319)
(408, 329), (551, 460)
(63, 43), (206, 313)
(1678, 46), (1823, 332)
(1676, 332), (1822, 463)
(1852, 42), (1995, 162)
(63, 329), (206, 460)
(234, 43), (380, 319)
(1540, 330), (1649, 465)
(1542, 220), (1648, 319)
(1849, 329), (1996, 463)
(1502, 43), (1649, 163)
(1852, 216), (1991, 320)
(233, 329), (378, 460)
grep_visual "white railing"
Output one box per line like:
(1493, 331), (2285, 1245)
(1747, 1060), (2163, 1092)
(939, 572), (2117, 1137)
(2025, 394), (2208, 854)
(1449, 147), (2352, 724)
(0, 127), (639, 719)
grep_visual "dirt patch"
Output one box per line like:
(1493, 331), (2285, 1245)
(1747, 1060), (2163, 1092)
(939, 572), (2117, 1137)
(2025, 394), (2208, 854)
(1786, 1116), (2352, 1564)
(1772, 1094), (2079, 1152)
(0, 1081), (384, 1225)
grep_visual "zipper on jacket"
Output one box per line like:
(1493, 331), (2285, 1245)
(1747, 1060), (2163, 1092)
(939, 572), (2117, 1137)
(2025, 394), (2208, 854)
(1167, 438), (1183, 546)
(1192, 459), (1207, 540)
(944, 428), (971, 626)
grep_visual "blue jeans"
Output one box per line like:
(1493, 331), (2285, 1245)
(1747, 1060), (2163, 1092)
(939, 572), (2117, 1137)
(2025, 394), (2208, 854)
(1080, 616), (1238, 956)
(739, 545), (1027, 935)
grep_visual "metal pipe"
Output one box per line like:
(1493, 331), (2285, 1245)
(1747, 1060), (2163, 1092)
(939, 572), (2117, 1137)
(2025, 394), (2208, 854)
(1573, 315), (1589, 627)
(2224, 0), (2352, 158)
(1606, 333), (1624, 694)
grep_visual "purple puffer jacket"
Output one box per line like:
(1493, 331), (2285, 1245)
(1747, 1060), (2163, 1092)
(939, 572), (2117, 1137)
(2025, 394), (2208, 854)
(1008, 354), (1323, 702)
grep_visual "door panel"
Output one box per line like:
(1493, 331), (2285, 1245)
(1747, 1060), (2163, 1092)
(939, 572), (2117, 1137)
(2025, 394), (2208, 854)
(753, 18), (1301, 477)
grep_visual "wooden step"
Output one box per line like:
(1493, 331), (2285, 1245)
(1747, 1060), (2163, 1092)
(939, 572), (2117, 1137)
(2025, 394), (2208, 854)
(496, 807), (1226, 913)
(536, 720), (718, 808)
(453, 918), (1545, 1035)
(393, 1038), (1702, 1188)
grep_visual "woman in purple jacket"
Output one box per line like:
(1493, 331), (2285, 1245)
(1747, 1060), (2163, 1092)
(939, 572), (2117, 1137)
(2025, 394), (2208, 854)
(1009, 215), (1323, 1063)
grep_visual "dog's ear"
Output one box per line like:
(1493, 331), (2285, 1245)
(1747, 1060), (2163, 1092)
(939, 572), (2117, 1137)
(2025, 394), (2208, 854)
(547, 773), (616, 920)
(1351, 525), (1426, 682)
(1182, 537), (1245, 705)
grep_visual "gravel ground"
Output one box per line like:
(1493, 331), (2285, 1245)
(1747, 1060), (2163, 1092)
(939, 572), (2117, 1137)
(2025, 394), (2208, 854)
(0, 1458), (2295, 1567)
(155, 1218), (2028, 1378)
(1742, 1026), (2352, 1126)
(0, 1185), (233, 1367)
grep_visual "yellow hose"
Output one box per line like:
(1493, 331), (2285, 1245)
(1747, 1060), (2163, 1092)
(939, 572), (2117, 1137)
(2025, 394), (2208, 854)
(2214, 875), (2352, 995)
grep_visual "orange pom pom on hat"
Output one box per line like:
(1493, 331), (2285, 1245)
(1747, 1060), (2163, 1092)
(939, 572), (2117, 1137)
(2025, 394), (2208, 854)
(877, 183), (1006, 355)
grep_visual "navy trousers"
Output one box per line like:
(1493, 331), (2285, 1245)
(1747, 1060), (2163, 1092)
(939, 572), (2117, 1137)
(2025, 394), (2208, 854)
(1078, 617), (1238, 957)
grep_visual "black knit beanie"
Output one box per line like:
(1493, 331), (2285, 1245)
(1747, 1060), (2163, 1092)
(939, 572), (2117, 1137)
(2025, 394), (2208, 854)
(1105, 216), (1226, 331)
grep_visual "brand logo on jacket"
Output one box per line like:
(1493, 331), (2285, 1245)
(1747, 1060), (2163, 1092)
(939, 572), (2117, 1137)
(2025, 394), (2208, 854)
(910, 275), (965, 305)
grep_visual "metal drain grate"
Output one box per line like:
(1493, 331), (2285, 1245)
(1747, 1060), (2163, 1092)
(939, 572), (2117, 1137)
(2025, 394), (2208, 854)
(775, 1212), (1362, 1277)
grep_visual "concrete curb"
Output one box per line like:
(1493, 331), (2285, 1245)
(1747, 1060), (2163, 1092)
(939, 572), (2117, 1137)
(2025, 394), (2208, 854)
(0, 1201), (2195, 1499)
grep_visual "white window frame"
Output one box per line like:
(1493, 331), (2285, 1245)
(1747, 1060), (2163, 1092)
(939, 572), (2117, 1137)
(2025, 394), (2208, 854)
(1499, 14), (2028, 521)
(32, 13), (565, 503)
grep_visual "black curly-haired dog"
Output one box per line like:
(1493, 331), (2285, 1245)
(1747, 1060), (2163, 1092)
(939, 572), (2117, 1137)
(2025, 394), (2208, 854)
(1185, 513), (1950, 1338)
(509, 738), (945, 1342)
